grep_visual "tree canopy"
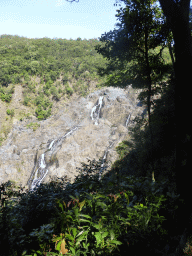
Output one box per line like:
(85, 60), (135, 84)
(96, 0), (192, 254)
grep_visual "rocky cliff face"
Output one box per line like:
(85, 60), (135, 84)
(0, 86), (147, 189)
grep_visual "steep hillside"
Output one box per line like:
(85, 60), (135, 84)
(0, 35), (108, 146)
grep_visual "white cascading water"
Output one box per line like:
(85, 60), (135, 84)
(30, 93), (142, 190)
(91, 96), (103, 125)
(99, 142), (114, 180)
(49, 139), (55, 149)
(126, 113), (131, 127)
(30, 153), (47, 190)
(30, 147), (54, 191)
(30, 126), (78, 191)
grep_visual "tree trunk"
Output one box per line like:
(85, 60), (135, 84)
(144, 24), (155, 181)
(159, 0), (192, 254)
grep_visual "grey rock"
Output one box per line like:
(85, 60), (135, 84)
(0, 86), (147, 189)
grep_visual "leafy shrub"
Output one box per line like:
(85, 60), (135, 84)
(50, 86), (57, 96)
(27, 82), (36, 93)
(24, 74), (31, 83)
(6, 109), (14, 117)
(44, 74), (51, 83)
(0, 93), (12, 102)
(0, 136), (4, 146)
(8, 86), (15, 94)
(0, 158), (185, 256)
(79, 84), (88, 97)
(50, 86), (61, 100)
(65, 84), (73, 96)
(34, 93), (53, 118)
(58, 87), (63, 94)
(23, 95), (31, 106)
(26, 122), (40, 131)
(30, 61), (40, 75)
(43, 88), (51, 96)
(35, 105), (52, 120)
(62, 74), (69, 85)
(12, 74), (22, 84)
(34, 95), (46, 108)
(73, 80), (81, 93)
(40, 77), (44, 84)
(115, 140), (133, 159)
(44, 80), (53, 90)
(49, 71), (58, 82)
(0, 70), (10, 86)
(0, 86), (14, 103)
(55, 81), (61, 87)
(0, 87), (5, 94)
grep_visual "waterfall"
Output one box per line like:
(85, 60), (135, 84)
(91, 96), (104, 125)
(99, 142), (114, 180)
(49, 140), (55, 149)
(126, 113), (131, 127)
(30, 151), (51, 191)
(29, 126), (78, 191)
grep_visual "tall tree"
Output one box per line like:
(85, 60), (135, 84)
(112, 0), (192, 252)
(157, 0), (192, 254)
(96, 0), (170, 180)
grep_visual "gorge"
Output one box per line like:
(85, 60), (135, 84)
(0, 85), (147, 190)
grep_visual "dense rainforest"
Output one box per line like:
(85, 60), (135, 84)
(0, 35), (109, 147)
(0, 0), (192, 255)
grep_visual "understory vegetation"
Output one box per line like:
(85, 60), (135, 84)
(0, 158), (187, 256)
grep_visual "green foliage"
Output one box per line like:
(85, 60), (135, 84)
(30, 61), (40, 75)
(32, 93), (53, 120)
(65, 84), (73, 96)
(44, 80), (53, 90)
(0, 85), (14, 102)
(6, 109), (14, 117)
(113, 80), (176, 183)
(50, 86), (57, 96)
(0, 35), (108, 109)
(73, 79), (82, 93)
(115, 140), (132, 159)
(26, 122), (40, 131)
(11, 73), (22, 84)
(0, 92), (12, 103)
(35, 105), (52, 120)
(0, 158), (185, 256)
(23, 95), (31, 106)
(55, 80), (61, 87)
(26, 82), (36, 93)
(24, 73), (31, 83)
(43, 88), (51, 97)
(34, 95), (51, 108)
(62, 74), (69, 84)
(0, 68), (11, 86)
(96, 0), (173, 90)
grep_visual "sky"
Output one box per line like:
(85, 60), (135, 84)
(0, 0), (125, 40)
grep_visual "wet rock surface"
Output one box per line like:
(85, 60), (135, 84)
(0, 86), (147, 189)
